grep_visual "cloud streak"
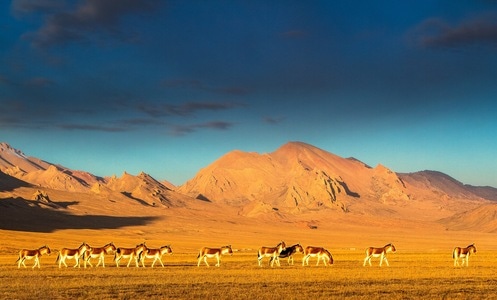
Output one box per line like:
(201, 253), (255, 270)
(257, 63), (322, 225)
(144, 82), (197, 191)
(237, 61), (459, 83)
(161, 79), (250, 96)
(169, 121), (235, 136)
(413, 13), (497, 49)
(137, 101), (246, 118)
(22, 0), (159, 48)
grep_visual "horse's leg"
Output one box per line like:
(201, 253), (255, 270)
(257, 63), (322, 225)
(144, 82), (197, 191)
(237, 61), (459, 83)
(159, 257), (164, 267)
(126, 255), (133, 267)
(363, 256), (367, 266)
(73, 256), (80, 268)
(197, 255), (202, 267)
(204, 256), (209, 267)
(33, 257), (39, 269)
(384, 256), (389, 266)
(216, 254), (221, 267)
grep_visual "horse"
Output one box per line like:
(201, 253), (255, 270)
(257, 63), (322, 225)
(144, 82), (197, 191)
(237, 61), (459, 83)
(302, 246), (334, 266)
(271, 243), (304, 265)
(16, 245), (51, 269)
(114, 243), (146, 267)
(139, 244), (173, 267)
(56, 242), (91, 268)
(83, 242), (116, 268)
(453, 244), (477, 267)
(363, 243), (396, 267)
(197, 245), (233, 267)
(257, 241), (286, 267)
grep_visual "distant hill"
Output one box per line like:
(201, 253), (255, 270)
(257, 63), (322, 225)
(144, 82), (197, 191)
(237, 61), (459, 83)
(1, 141), (496, 232)
(178, 141), (493, 218)
(0, 142), (184, 207)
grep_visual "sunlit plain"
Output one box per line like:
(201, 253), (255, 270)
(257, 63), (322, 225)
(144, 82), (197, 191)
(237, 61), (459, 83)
(2, 249), (497, 299)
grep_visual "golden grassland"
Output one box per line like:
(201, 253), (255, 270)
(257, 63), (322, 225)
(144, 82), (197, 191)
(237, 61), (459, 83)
(2, 249), (497, 299)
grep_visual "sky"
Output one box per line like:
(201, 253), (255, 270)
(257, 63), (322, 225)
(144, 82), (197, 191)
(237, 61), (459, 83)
(1, 0), (496, 187)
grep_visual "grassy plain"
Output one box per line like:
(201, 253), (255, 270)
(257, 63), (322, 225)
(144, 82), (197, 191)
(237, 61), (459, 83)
(2, 249), (497, 299)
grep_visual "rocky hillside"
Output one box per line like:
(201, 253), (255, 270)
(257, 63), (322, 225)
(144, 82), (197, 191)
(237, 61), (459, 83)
(178, 142), (412, 215)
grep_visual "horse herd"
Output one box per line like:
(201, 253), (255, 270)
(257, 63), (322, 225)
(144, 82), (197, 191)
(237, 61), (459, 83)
(14, 241), (477, 269)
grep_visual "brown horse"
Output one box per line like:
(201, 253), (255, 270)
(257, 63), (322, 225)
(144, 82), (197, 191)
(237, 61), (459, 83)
(139, 244), (173, 267)
(257, 241), (286, 267)
(56, 242), (91, 268)
(197, 245), (233, 267)
(16, 245), (51, 269)
(453, 244), (476, 267)
(363, 243), (396, 267)
(83, 242), (116, 268)
(302, 246), (333, 266)
(114, 243), (146, 267)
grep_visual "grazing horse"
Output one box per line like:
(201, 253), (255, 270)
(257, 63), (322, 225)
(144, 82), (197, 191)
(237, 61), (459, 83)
(363, 243), (396, 267)
(114, 243), (146, 267)
(302, 246), (334, 266)
(16, 245), (51, 269)
(453, 244), (477, 267)
(197, 245), (233, 267)
(257, 241), (286, 267)
(139, 244), (173, 267)
(271, 243), (304, 265)
(83, 242), (116, 268)
(56, 242), (91, 268)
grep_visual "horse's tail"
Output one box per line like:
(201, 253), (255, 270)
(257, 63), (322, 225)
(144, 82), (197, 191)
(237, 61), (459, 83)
(452, 248), (457, 259)
(55, 253), (60, 263)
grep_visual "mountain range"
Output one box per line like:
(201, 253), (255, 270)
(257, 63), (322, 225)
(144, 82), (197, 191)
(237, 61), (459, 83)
(1, 141), (497, 233)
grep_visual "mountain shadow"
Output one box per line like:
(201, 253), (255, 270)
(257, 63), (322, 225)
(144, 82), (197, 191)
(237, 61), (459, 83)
(0, 197), (160, 233)
(0, 171), (31, 192)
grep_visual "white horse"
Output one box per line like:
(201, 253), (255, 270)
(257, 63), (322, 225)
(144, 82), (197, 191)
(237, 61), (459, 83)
(302, 246), (333, 266)
(56, 242), (91, 268)
(453, 244), (476, 267)
(16, 245), (51, 268)
(363, 243), (396, 267)
(140, 245), (173, 267)
(257, 241), (286, 267)
(83, 242), (116, 268)
(197, 245), (233, 267)
(114, 243), (147, 267)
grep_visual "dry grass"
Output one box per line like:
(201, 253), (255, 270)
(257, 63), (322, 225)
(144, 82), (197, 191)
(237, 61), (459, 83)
(3, 249), (497, 299)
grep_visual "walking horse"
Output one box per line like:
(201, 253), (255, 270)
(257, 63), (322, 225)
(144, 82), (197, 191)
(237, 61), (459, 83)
(363, 243), (396, 267)
(257, 241), (286, 267)
(83, 242), (116, 268)
(140, 244), (173, 267)
(16, 245), (51, 269)
(302, 246), (334, 266)
(114, 243), (146, 267)
(56, 242), (91, 268)
(271, 243), (304, 265)
(197, 245), (233, 267)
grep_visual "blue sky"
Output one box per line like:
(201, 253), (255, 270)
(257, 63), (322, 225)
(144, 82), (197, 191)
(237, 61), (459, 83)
(1, 0), (496, 187)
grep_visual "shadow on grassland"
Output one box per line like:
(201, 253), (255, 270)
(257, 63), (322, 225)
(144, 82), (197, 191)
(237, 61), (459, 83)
(0, 197), (160, 233)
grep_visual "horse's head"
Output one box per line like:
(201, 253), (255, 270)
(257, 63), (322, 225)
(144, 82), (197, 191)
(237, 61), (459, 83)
(222, 245), (233, 256)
